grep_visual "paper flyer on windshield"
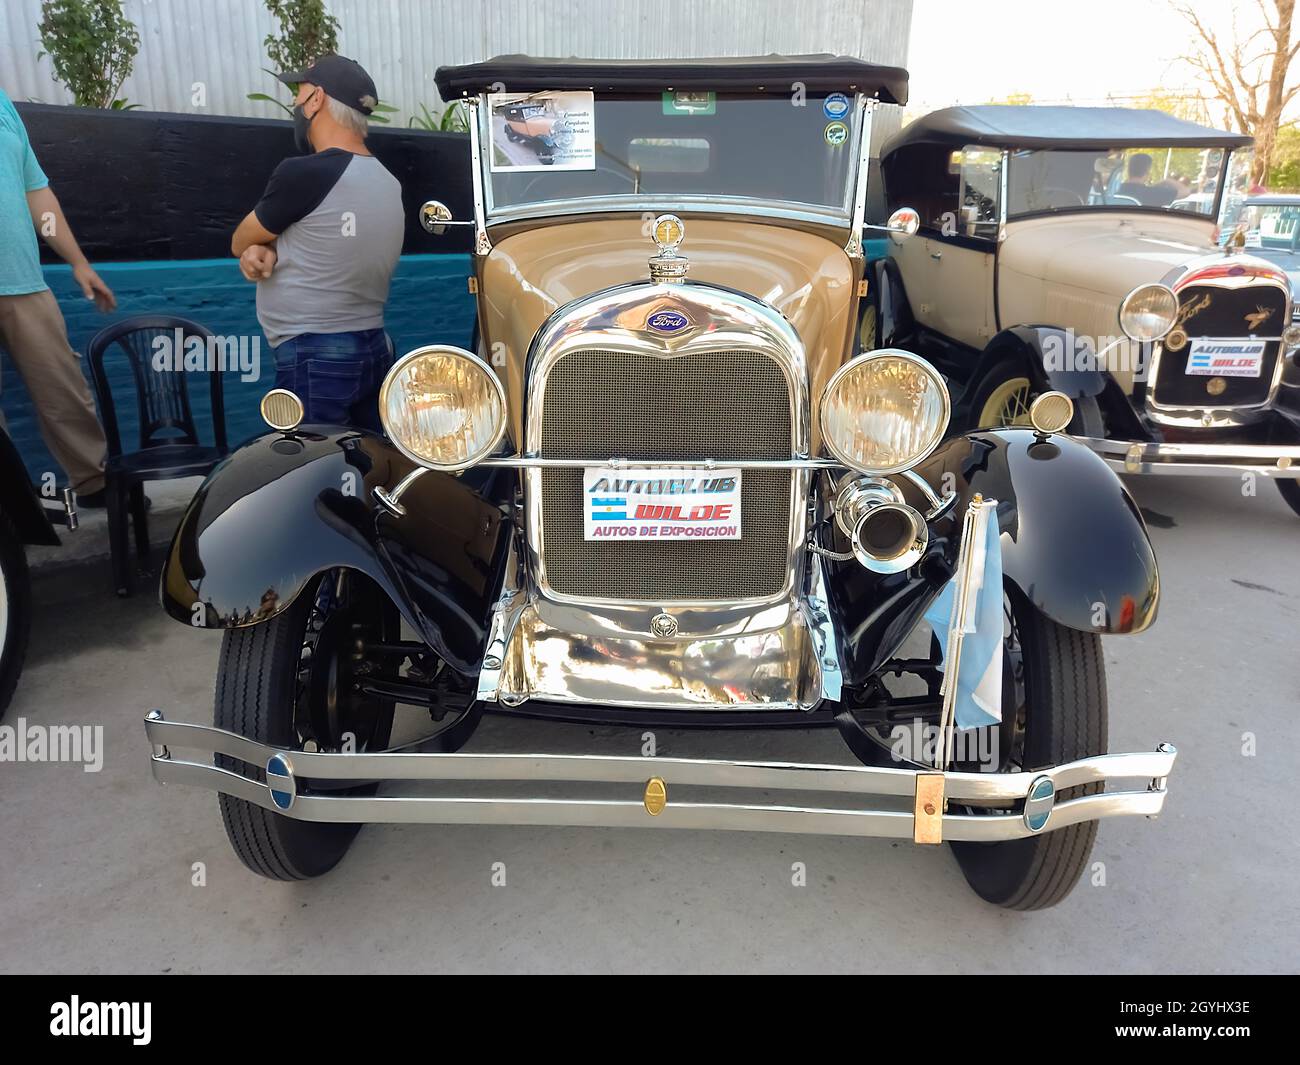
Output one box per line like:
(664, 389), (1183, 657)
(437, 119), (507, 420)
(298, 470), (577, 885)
(488, 90), (596, 172)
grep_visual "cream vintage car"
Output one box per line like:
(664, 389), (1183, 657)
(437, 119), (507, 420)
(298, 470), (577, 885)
(143, 57), (1176, 910)
(870, 106), (1300, 515)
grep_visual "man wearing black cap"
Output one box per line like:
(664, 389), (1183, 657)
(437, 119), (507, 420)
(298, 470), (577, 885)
(231, 55), (403, 430)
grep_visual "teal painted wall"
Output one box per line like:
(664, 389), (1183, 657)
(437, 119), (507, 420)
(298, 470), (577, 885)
(0, 254), (475, 483)
(2, 238), (887, 485)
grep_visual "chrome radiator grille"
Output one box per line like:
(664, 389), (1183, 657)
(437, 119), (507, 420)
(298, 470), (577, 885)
(537, 349), (793, 602)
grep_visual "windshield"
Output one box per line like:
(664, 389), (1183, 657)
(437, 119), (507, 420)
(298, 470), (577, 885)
(1007, 145), (1229, 218)
(1224, 202), (1300, 252)
(483, 90), (862, 221)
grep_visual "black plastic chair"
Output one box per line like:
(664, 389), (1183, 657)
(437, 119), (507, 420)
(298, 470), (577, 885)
(87, 315), (229, 596)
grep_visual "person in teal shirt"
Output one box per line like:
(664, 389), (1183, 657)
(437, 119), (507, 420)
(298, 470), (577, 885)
(0, 86), (116, 504)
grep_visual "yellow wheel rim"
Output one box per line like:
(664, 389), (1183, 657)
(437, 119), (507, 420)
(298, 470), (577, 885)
(979, 376), (1034, 428)
(858, 303), (877, 350)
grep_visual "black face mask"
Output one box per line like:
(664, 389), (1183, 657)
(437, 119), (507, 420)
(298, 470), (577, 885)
(292, 96), (316, 153)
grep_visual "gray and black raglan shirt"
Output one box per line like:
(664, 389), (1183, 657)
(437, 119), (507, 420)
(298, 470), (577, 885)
(253, 148), (404, 347)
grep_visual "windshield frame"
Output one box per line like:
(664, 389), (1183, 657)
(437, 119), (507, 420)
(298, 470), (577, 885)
(470, 90), (874, 234)
(1002, 144), (1241, 225)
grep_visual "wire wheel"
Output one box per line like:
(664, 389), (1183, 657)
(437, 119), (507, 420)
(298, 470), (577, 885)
(978, 375), (1034, 428)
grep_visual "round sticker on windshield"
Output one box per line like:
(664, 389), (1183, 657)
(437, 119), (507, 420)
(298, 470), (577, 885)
(823, 93), (850, 119)
(824, 121), (849, 147)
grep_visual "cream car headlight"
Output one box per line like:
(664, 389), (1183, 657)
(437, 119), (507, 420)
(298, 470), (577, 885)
(820, 349), (950, 475)
(380, 345), (506, 471)
(1119, 283), (1178, 342)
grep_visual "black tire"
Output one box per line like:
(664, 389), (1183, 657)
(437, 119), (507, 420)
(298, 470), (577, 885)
(1277, 479), (1300, 518)
(950, 587), (1108, 910)
(214, 571), (397, 881)
(0, 511), (33, 722)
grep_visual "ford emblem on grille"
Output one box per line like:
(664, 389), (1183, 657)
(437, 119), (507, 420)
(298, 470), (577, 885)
(647, 310), (691, 333)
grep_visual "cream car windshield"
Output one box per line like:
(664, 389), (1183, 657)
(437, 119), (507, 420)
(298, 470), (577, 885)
(484, 91), (862, 218)
(1007, 146), (1229, 218)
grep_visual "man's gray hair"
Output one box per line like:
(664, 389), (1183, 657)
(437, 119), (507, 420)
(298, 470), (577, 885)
(326, 95), (369, 136)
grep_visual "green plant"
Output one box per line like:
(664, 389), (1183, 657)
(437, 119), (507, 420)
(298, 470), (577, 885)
(1268, 123), (1300, 191)
(262, 0), (339, 73)
(37, 0), (141, 109)
(250, 0), (339, 114)
(248, 68), (294, 116)
(408, 101), (469, 132)
(249, 1), (389, 126)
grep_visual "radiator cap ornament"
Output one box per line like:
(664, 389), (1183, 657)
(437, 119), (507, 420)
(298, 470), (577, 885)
(649, 213), (689, 284)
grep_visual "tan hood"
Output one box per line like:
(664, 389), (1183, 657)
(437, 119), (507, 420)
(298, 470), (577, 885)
(478, 218), (858, 447)
(1001, 212), (1219, 299)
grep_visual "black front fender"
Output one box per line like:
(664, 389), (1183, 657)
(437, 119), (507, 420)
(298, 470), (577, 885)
(161, 430), (513, 675)
(825, 428), (1159, 686)
(981, 325), (1110, 397)
(929, 429), (1159, 635)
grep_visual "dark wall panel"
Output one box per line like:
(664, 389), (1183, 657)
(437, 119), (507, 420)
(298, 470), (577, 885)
(16, 103), (473, 259)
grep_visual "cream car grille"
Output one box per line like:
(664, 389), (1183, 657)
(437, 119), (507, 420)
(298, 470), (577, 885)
(537, 349), (793, 602)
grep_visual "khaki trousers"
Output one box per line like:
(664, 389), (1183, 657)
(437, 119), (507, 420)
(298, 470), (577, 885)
(0, 288), (106, 494)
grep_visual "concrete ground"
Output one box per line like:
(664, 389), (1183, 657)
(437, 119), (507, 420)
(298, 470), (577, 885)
(0, 472), (1296, 974)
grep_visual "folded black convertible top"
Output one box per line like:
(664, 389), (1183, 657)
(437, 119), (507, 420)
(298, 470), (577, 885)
(435, 54), (908, 105)
(883, 105), (1250, 154)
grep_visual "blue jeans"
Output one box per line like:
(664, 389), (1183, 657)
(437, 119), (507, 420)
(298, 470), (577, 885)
(272, 329), (393, 432)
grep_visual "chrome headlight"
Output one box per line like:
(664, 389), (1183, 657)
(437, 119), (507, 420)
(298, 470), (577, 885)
(1119, 283), (1178, 342)
(820, 349), (951, 475)
(379, 345), (507, 471)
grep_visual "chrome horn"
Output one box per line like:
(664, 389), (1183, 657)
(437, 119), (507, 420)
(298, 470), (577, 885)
(833, 476), (928, 574)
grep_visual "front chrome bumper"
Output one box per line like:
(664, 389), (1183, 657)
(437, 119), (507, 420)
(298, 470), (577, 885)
(143, 712), (1177, 845)
(1078, 437), (1300, 478)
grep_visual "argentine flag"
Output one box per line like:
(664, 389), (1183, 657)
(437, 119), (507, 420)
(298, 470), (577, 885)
(922, 508), (1004, 730)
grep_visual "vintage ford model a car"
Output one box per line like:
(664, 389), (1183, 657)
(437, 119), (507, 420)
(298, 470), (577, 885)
(143, 57), (1175, 910)
(493, 95), (570, 164)
(869, 105), (1300, 516)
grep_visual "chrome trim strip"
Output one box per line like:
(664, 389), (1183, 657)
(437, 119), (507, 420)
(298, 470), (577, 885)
(1164, 333), (1299, 344)
(803, 553), (842, 703)
(485, 455), (841, 470)
(143, 714), (1177, 842)
(1078, 436), (1300, 478)
(476, 529), (527, 703)
(845, 95), (873, 257)
(486, 197), (853, 231)
(468, 97), (491, 255)
(997, 149), (1009, 240)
